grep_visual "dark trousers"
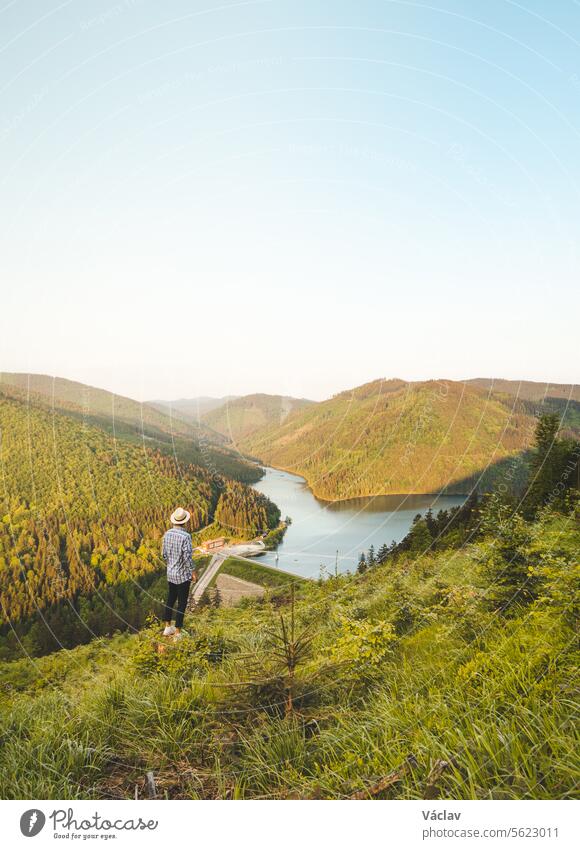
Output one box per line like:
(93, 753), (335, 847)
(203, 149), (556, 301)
(164, 580), (191, 628)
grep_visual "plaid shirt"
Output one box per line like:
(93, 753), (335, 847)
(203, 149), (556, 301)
(162, 527), (193, 584)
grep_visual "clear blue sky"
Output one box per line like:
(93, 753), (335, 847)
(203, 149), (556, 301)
(1, 1), (578, 401)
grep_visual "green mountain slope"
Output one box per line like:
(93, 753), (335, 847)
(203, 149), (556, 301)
(0, 373), (258, 483)
(0, 388), (279, 654)
(240, 379), (543, 499)
(0, 371), (199, 438)
(201, 393), (314, 443)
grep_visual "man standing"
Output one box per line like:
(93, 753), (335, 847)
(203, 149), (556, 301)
(162, 507), (197, 639)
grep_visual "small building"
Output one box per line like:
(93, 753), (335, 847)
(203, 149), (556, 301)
(201, 537), (226, 551)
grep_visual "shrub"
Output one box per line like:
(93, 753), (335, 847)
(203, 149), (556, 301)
(329, 617), (395, 674)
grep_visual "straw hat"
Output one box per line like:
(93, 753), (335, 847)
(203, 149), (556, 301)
(170, 507), (191, 525)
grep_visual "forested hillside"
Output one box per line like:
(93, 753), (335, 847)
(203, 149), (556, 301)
(0, 390), (279, 657)
(465, 378), (580, 437)
(240, 379), (580, 500)
(0, 373), (259, 483)
(202, 393), (314, 443)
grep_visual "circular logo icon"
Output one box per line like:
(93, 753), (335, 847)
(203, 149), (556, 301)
(20, 810), (46, 837)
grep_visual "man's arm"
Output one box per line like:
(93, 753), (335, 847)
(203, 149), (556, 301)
(161, 532), (167, 561)
(184, 534), (197, 582)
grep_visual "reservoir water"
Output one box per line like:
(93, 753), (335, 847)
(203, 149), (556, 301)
(252, 467), (466, 578)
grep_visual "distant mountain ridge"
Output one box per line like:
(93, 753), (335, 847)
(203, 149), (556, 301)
(201, 393), (315, 443)
(149, 395), (240, 422)
(239, 377), (580, 500)
(0, 372), (203, 438)
(465, 378), (580, 403)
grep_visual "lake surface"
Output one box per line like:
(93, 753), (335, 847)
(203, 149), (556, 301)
(252, 467), (466, 578)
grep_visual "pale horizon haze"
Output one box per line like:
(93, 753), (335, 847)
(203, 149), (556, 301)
(1, 1), (579, 401)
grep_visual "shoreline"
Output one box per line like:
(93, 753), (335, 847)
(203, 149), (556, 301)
(252, 458), (470, 504)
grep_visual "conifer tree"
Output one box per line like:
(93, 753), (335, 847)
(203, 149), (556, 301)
(377, 543), (389, 563)
(525, 413), (579, 516)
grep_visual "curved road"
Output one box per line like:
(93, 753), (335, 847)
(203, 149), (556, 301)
(191, 552), (226, 604)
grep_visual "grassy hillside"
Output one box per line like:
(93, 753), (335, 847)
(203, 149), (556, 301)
(0, 373), (259, 483)
(0, 389), (279, 658)
(240, 379), (542, 499)
(0, 505), (577, 799)
(214, 556), (305, 589)
(202, 393), (314, 443)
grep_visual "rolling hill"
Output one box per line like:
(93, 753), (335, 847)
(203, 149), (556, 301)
(0, 373), (258, 483)
(201, 393), (314, 443)
(0, 372), (199, 439)
(239, 378), (551, 499)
